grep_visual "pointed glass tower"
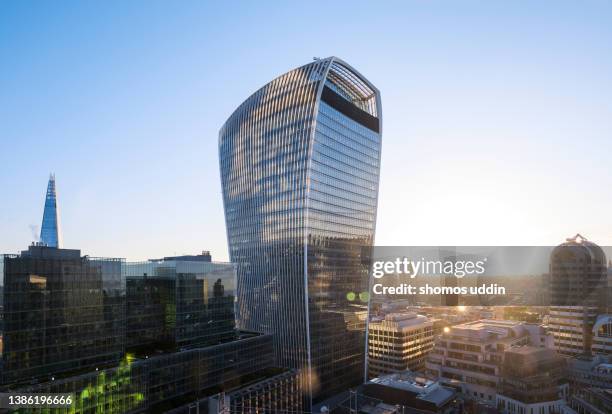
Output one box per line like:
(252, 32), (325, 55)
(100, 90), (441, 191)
(40, 173), (62, 247)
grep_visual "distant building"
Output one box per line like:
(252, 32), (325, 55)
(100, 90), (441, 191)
(496, 346), (569, 414)
(548, 235), (608, 357)
(39, 174), (62, 248)
(149, 251), (212, 262)
(549, 306), (600, 357)
(123, 259), (236, 350)
(568, 387), (612, 414)
(567, 355), (612, 391)
(368, 313), (434, 378)
(591, 315), (612, 356)
(425, 319), (554, 406)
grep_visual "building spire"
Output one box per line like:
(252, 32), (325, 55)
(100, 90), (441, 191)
(40, 173), (62, 247)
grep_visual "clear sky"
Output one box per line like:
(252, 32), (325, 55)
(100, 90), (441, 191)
(1, 1), (611, 261)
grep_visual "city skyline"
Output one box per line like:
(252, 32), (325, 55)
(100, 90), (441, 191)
(2, 2), (612, 261)
(1, 3), (611, 413)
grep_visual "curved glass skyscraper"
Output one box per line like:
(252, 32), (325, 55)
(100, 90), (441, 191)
(219, 57), (382, 403)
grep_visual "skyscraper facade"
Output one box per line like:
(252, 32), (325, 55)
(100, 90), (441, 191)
(548, 234), (608, 357)
(219, 57), (382, 403)
(40, 173), (62, 248)
(367, 313), (434, 379)
(2, 245), (124, 385)
(123, 259), (236, 350)
(2, 247), (304, 412)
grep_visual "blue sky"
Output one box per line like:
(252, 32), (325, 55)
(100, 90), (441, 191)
(1, 1), (611, 261)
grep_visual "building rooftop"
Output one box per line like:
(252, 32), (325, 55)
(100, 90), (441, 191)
(445, 319), (528, 342)
(370, 313), (430, 329)
(370, 372), (455, 407)
(455, 319), (522, 330)
(149, 251), (212, 263)
(123, 258), (235, 278)
(5, 244), (123, 262)
(360, 403), (399, 414)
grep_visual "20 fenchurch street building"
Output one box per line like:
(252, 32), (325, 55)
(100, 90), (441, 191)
(219, 57), (382, 404)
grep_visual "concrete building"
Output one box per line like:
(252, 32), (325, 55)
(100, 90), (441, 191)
(324, 371), (459, 414)
(496, 346), (569, 414)
(368, 313), (434, 378)
(591, 314), (612, 356)
(567, 356), (612, 391)
(549, 306), (601, 358)
(359, 372), (459, 414)
(548, 235), (608, 357)
(568, 388), (612, 414)
(425, 320), (554, 406)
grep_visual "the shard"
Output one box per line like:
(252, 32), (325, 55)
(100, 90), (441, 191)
(40, 173), (62, 247)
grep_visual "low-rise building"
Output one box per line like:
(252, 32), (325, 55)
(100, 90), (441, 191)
(568, 388), (612, 414)
(567, 356), (612, 390)
(496, 346), (569, 414)
(549, 306), (600, 357)
(425, 319), (554, 406)
(360, 372), (459, 414)
(368, 313), (434, 378)
(591, 315), (612, 356)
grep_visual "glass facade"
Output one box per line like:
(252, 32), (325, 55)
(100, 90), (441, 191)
(2, 246), (124, 386)
(123, 260), (236, 350)
(219, 57), (382, 403)
(2, 247), (301, 412)
(40, 174), (62, 248)
(10, 333), (279, 413)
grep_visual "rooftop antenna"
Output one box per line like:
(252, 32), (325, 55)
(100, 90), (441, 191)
(567, 233), (587, 243)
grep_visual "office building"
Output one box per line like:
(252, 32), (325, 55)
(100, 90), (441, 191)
(10, 331), (299, 413)
(549, 306), (600, 357)
(2, 245), (304, 412)
(165, 368), (304, 414)
(328, 371), (459, 414)
(569, 388), (612, 414)
(496, 346), (569, 414)
(2, 245), (124, 386)
(368, 313), (434, 378)
(219, 57), (382, 403)
(548, 235), (608, 357)
(39, 173), (62, 248)
(567, 355), (612, 390)
(591, 314), (612, 356)
(425, 320), (554, 406)
(123, 259), (236, 350)
(149, 251), (212, 263)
